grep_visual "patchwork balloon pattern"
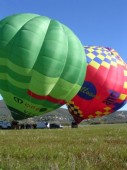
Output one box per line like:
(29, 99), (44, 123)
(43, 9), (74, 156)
(67, 46), (127, 124)
(0, 13), (127, 122)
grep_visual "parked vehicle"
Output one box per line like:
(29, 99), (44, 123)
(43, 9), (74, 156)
(47, 123), (63, 129)
(0, 121), (11, 129)
(36, 122), (47, 129)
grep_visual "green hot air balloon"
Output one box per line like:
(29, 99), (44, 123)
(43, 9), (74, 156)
(0, 13), (86, 120)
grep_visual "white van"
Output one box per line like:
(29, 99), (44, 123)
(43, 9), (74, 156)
(36, 122), (47, 129)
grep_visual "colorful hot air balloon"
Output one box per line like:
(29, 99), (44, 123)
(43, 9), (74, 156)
(67, 46), (127, 124)
(0, 13), (86, 120)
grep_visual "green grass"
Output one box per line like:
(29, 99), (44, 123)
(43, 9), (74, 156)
(0, 124), (127, 170)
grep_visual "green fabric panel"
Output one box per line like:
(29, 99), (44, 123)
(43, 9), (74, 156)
(29, 70), (58, 95)
(2, 92), (55, 119)
(0, 66), (31, 82)
(50, 78), (82, 101)
(0, 69), (81, 101)
(0, 13), (39, 47)
(77, 56), (87, 85)
(7, 106), (31, 120)
(7, 16), (51, 69)
(0, 60), (85, 101)
(48, 25), (86, 101)
(4, 94), (49, 117)
(33, 19), (68, 77)
(60, 25), (86, 85)
(0, 58), (31, 75)
(0, 80), (61, 108)
(0, 73), (28, 89)
(0, 79), (28, 98)
(0, 13), (87, 120)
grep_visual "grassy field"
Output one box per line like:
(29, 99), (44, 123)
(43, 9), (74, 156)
(0, 124), (127, 170)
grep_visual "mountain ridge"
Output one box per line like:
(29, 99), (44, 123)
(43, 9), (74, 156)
(0, 100), (127, 124)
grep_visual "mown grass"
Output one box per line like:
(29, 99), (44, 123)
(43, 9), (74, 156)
(0, 124), (127, 170)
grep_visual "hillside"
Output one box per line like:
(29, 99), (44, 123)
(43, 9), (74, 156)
(0, 100), (73, 123)
(86, 110), (127, 124)
(0, 100), (127, 124)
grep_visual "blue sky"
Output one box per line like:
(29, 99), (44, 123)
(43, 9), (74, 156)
(0, 0), (127, 110)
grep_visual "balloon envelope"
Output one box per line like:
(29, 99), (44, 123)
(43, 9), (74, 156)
(67, 46), (127, 124)
(0, 13), (86, 120)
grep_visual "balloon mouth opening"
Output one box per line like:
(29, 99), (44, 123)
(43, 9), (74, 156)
(7, 105), (30, 120)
